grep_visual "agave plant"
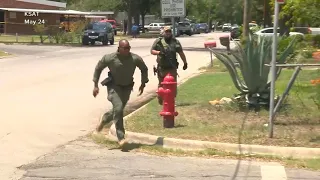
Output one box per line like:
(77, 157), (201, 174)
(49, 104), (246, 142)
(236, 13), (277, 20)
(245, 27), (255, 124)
(211, 35), (297, 108)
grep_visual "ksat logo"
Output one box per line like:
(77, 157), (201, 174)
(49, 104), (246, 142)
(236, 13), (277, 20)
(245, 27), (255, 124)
(24, 12), (40, 17)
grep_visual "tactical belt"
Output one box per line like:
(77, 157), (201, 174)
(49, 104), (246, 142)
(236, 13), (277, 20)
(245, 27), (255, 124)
(115, 82), (135, 89)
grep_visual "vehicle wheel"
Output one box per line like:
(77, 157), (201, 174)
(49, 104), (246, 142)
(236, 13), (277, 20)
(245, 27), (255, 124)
(109, 37), (114, 45)
(102, 38), (108, 45)
(188, 31), (192, 36)
(82, 39), (89, 45)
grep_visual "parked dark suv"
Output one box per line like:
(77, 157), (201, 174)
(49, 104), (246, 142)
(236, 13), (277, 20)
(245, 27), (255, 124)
(82, 22), (115, 46)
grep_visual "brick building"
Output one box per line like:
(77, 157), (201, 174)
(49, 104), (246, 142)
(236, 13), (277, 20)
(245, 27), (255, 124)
(0, 0), (114, 35)
(0, 0), (66, 10)
(0, 0), (67, 34)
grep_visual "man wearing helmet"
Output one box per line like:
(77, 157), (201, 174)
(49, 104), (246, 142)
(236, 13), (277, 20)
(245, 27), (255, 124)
(150, 26), (188, 105)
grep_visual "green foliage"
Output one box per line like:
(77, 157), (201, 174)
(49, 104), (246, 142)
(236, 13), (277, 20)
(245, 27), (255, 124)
(211, 34), (297, 108)
(310, 70), (320, 110)
(278, 35), (302, 52)
(249, 26), (262, 34)
(303, 34), (320, 48)
(313, 35), (320, 48)
(277, 0), (320, 27)
(33, 24), (48, 43)
(60, 32), (76, 44)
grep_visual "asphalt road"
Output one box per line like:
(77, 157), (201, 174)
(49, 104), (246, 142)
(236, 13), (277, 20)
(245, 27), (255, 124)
(1, 32), (319, 180)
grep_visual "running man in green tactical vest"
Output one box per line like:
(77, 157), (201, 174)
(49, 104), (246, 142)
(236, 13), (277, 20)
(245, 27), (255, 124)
(92, 39), (149, 146)
(151, 26), (188, 105)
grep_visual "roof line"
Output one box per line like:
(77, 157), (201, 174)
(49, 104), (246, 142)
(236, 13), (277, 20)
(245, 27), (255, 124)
(0, 8), (114, 15)
(17, 0), (66, 8)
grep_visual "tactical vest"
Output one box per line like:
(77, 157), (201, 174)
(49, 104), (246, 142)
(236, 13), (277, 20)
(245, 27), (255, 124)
(158, 38), (178, 69)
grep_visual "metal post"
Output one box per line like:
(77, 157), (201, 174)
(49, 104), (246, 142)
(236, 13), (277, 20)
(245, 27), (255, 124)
(171, 17), (175, 38)
(273, 66), (301, 118)
(268, 1), (280, 138)
(210, 51), (213, 67)
(15, 33), (18, 42)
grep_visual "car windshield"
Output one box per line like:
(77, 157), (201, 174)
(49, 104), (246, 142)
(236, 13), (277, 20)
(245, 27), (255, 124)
(178, 22), (189, 26)
(89, 23), (107, 30)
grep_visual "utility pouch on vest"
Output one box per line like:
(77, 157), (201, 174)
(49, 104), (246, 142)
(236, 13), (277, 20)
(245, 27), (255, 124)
(159, 38), (178, 69)
(101, 72), (113, 87)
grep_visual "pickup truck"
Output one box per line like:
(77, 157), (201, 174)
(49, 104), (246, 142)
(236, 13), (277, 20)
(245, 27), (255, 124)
(177, 22), (192, 36)
(144, 23), (165, 32)
(309, 28), (320, 35)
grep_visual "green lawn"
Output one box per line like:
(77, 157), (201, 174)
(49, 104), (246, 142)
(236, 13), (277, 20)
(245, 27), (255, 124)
(125, 69), (320, 148)
(0, 50), (9, 57)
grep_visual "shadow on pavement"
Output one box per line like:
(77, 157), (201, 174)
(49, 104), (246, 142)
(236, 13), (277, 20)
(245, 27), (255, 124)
(108, 136), (166, 152)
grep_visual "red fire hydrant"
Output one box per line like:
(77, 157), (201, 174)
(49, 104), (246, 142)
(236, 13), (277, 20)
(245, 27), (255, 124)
(156, 73), (178, 128)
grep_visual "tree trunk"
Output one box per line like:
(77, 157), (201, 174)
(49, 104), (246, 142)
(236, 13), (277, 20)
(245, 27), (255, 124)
(263, 0), (272, 27)
(141, 14), (145, 33)
(134, 13), (140, 25)
(278, 5), (290, 36)
(127, 0), (133, 35)
(243, 0), (249, 37)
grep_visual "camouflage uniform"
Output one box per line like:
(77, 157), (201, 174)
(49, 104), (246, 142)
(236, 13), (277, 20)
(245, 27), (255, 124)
(93, 52), (148, 141)
(151, 36), (183, 104)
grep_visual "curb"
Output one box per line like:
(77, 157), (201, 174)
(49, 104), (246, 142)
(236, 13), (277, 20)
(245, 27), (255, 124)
(103, 67), (320, 159)
(107, 127), (320, 159)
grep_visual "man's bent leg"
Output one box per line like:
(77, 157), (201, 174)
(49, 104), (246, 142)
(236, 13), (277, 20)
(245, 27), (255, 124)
(108, 87), (126, 141)
(96, 111), (113, 132)
(157, 71), (165, 105)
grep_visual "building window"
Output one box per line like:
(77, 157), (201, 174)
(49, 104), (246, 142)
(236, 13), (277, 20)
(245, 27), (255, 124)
(9, 12), (16, 19)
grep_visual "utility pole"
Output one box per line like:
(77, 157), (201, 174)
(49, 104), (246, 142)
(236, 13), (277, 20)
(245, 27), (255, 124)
(269, 0), (284, 138)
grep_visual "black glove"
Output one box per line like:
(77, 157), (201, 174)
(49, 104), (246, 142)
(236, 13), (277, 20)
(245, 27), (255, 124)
(183, 63), (188, 70)
(138, 83), (146, 96)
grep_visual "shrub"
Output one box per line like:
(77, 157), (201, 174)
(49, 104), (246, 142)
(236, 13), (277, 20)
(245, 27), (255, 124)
(33, 24), (47, 43)
(313, 34), (320, 48)
(60, 32), (75, 44)
(304, 34), (320, 48)
(310, 70), (320, 109)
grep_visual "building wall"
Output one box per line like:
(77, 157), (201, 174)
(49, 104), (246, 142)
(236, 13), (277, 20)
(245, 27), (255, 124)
(0, 0), (62, 10)
(5, 11), (62, 35)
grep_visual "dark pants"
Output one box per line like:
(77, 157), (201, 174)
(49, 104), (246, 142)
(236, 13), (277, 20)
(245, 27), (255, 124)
(157, 67), (178, 105)
(102, 85), (132, 141)
(132, 30), (137, 38)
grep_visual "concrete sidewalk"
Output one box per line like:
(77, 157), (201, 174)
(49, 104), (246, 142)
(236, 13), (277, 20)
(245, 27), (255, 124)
(18, 136), (320, 180)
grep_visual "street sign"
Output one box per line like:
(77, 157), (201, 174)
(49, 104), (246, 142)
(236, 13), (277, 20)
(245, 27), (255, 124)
(277, 0), (285, 4)
(161, 0), (186, 17)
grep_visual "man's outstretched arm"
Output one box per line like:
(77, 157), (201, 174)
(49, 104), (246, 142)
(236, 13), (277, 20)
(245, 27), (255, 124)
(176, 40), (187, 65)
(136, 56), (149, 85)
(93, 55), (110, 88)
